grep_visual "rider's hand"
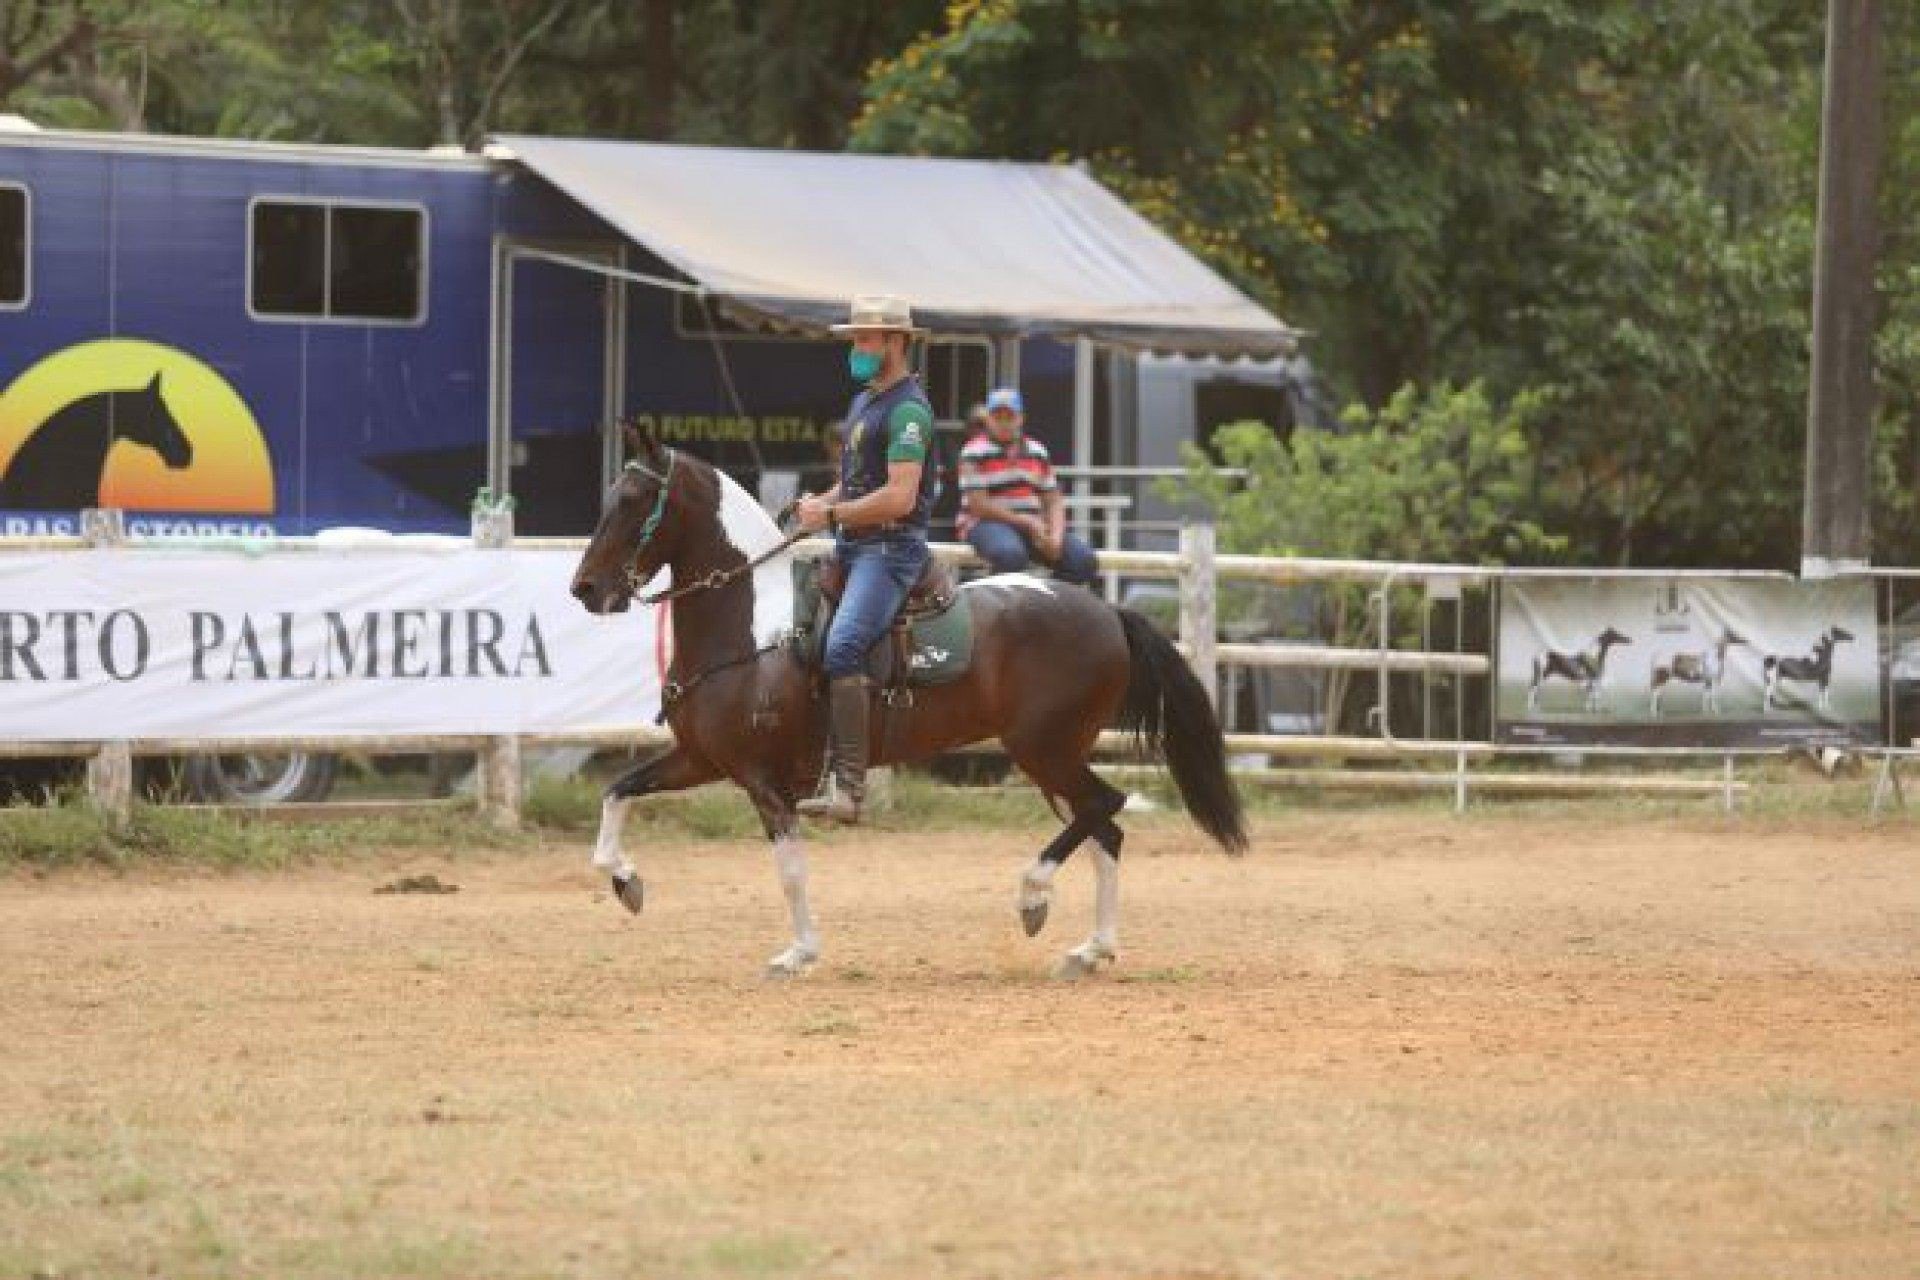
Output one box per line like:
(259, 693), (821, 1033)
(795, 494), (835, 533)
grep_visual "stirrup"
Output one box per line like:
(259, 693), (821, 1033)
(797, 775), (863, 824)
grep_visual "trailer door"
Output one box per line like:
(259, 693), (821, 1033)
(491, 239), (622, 536)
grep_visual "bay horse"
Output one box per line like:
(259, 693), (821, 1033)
(569, 427), (1245, 978)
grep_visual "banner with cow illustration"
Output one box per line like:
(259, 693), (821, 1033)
(0, 546), (705, 740)
(1496, 578), (1880, 747)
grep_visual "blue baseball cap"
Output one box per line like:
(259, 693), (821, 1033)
(985, 387), (1024, 414)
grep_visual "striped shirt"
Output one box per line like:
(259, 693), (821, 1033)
(956, 431), (1057, 536)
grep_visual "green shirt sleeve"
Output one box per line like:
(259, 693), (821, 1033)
(886, 401), (934, 464)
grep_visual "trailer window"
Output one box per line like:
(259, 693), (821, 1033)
(330, 205), (422, 320)
(0, 185), (26, 306)
(250, 200), (423, 322)
(252, 202), (326, 316)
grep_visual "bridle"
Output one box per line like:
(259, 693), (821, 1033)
(618, 448), (808, 606)
(611, 446), (810, 724)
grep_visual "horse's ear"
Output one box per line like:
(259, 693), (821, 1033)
(620, 417), (664, 465)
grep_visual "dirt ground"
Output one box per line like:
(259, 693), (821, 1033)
(0, 807), (1916, 1279)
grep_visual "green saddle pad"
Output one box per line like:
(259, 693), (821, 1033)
(789, 559), (974, 686)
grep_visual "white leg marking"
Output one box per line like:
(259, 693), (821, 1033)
(1056, 844), (1120, 978)
(1019, 857), (1059, 913)
(591, 796), (636, 879)
(767, 834), (820, 976)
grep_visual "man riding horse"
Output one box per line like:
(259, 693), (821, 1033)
(792, 295), (940, 824)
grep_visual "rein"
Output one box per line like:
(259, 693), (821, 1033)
(612, 447), (806, 723)
(630, 529), (806, 606)
(619, 448), (806, 605)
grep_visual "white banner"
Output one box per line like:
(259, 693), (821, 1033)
(1497, 578), (1881, 748)
(0, 547), (678, 740)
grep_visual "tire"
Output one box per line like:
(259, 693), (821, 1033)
(181, 752), (340, 805)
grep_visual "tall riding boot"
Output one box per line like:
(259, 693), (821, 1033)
(798, 675), (871, 825)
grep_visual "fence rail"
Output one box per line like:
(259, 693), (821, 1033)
(3, 512), (1904, 822)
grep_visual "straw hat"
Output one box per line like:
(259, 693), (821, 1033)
(830, 294), (927, 335)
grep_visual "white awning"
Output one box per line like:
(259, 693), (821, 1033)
(494, 134), (1297, 357)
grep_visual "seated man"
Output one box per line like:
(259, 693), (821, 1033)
(956, 387), (1099, 586)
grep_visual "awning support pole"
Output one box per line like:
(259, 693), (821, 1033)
(1072, 338), (1095, 539)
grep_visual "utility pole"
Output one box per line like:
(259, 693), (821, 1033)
(1801, 0), (1884, 577)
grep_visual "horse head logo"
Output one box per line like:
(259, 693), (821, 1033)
(118, 372), (193, 469)
(0, 369), (194, 509)
(0, 338), (273, 516)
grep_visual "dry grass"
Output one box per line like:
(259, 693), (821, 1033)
(0, 808), (1915, 1278)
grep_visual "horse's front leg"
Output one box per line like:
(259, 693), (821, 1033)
(593, 745), (720, 913)
(740, 775), (817, 978)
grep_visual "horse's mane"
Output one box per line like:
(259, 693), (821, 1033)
(706, 463), (786, 559)
(694, 456), (793, 648)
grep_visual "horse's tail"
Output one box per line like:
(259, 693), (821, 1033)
(1114, 607), (1247, 854)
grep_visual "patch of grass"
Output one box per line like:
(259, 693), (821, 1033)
(695, 1232), (813, 1276)
(795, 1010), (861, 1038)
(521, 774), (766, 841)
(882, 770), (1061, 830)
(9, 748), (1911, 874)
(279, 1229), (483, 1278)
(0, 800), (525, 871)
(1116, 965), (1203, 985)
(521, 773), (602, 830)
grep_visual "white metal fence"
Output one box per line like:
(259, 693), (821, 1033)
(7, 510), (1905, 820)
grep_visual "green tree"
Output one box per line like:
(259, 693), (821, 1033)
(1177, 381), (1560, 724)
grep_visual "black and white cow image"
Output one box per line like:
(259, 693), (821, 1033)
(1650, 629), (1747, 717)
(1529, 627), (1632, 713)
(1763, 627), (1853, 712)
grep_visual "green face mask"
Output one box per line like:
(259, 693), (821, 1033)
(848, 349), (884, 383)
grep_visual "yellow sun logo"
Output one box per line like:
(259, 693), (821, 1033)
(0, 338), (274, 513)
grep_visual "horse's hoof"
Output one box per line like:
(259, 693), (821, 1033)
(765, 947), (818, 979)
(612, 873), (645, 915)
(1051, 948), (1113, 981)
(1052, 953), (1096, 980)
(1020, 900), (1049, 937)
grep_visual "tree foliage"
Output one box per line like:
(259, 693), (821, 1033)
(1179, 383), (1560, 566)
(0, 0), (1913, 569)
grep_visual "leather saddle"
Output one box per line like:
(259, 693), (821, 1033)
(815, 556), (956, 614)
(789, 557), (972, 691)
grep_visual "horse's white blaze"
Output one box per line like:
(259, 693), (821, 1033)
(711, 468), (793, 648)
(960, 573), (1055, 595)
(591, 795), (636, 878)
(769, 834), (819, 971)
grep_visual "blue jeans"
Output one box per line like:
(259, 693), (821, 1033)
(824, 537), (931, 677)
(967, 519), (1099, 587)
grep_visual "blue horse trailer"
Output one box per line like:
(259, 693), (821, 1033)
(0, 122), (1297, 542)
(0, 125), (845, 538)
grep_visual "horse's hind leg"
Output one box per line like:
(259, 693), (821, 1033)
(593, 746), (719, 914)
(1011, 763), (1127, 977)
(1017, 805), (1095, 938)
(1058, 789), (1126, 979)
